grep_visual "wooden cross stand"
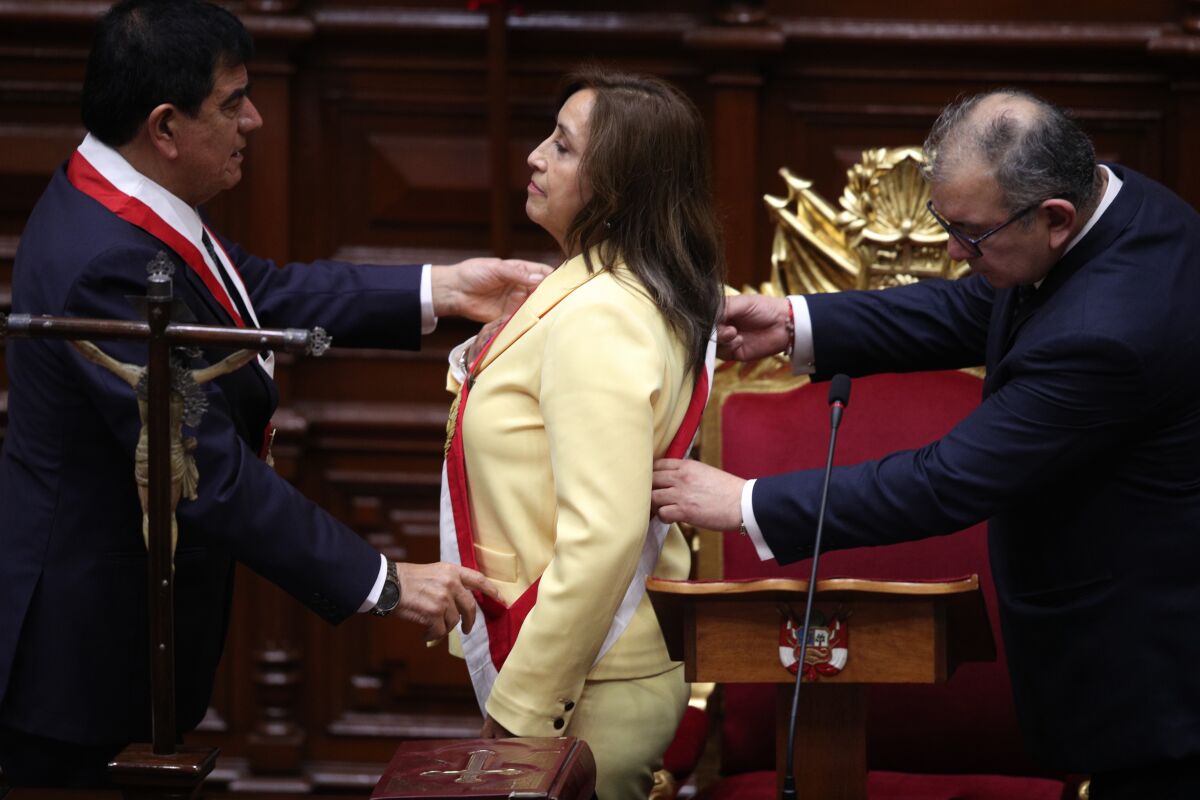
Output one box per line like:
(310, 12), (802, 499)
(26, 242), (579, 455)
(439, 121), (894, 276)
(0, 256), (331, 799)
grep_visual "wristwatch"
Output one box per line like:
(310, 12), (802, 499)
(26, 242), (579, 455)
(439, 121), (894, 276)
(371, 561), (401, 617)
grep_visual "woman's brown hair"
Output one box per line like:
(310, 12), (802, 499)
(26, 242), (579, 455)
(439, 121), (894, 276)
(557, 67), (726, 374)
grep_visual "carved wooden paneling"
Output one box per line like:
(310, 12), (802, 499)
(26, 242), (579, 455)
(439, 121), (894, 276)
(768, 0), (1178, 21)
(0, 0), (1198, 789)
(0, 2), (92, 248)
(0, 124), (83, 239)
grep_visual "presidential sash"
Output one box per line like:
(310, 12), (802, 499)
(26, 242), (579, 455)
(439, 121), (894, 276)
(440, 325), (716, 712)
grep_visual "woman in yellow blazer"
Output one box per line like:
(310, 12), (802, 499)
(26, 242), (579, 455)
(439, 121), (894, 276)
(440, 69), (725, 799)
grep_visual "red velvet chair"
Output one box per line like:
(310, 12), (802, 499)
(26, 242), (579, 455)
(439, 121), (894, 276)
(673, 147), (1080, 799)
(692, 368), (1071, 800)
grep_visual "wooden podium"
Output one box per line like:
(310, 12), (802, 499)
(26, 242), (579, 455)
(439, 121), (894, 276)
(647, 575), (995, 800)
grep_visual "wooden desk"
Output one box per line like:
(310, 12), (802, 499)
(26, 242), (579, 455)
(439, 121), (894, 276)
(648, 575), (994, 800)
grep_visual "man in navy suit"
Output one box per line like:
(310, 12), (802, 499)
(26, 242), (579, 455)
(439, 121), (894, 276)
(654, 90), (1200, 798)
(0, 0), (546, 786)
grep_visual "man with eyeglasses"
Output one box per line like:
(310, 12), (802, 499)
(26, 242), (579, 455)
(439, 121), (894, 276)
(652, 89), (1200, 798)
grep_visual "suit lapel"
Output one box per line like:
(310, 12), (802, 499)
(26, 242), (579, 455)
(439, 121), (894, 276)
(985, 163), (1144, 395)
(1016, 163), (1142, 329)
(1004, 285), (1039, 353)
(474, 251), (610, 376)
(990, 286), (1020, 355)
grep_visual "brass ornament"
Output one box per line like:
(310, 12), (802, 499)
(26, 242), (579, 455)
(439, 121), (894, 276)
(764, 147), (966, 295)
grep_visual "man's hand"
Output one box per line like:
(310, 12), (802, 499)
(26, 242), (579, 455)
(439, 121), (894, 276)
(651, 458), (746, 531)
(394, 561), (501, 641)
(431, 258), (554, 323)
(718, 294), (793, 362)
(464, 277), (528, 365)
(480, 714), (515, 739)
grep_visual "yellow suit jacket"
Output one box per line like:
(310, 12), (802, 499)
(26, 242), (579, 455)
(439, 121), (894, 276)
(451, 251), (694, 736)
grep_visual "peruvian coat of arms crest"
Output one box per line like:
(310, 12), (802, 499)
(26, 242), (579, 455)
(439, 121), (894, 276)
(779, 610), (849, 680)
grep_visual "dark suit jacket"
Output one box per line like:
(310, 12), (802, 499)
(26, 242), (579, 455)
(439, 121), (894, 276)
(753, 164), (1200, 772)
(0, 164), (424, 746)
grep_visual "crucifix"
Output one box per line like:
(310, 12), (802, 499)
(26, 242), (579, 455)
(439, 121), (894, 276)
(0, 253), (331, 799)
(420, 748), (525, 784)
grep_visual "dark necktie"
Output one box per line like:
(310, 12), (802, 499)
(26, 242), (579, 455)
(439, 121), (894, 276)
(201, 229), (254, 326)
(200, 230), (275, 463)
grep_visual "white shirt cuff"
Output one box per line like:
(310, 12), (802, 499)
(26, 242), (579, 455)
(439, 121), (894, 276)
(357, 553), (389, 613)
(740, 479), (775, 562)
(420, 264), (436, 334)
(790, 295), (815, 375)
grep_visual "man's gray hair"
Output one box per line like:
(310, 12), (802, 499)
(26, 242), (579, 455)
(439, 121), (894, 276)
(923, 89), (1099, 216)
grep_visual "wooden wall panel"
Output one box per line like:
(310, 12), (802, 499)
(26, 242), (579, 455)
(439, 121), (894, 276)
(0, 0), (1197, 789)
(767, 0), (1180, 21)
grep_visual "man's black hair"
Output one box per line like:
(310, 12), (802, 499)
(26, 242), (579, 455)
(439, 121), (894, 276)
(81, 0), (254, 147)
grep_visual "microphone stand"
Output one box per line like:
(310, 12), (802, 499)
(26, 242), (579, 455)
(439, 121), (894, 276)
(781, 375), (849, 800)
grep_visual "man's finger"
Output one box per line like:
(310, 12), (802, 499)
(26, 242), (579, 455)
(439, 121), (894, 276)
(452, 582), (476, 618)
(460, 568), (501, 601)
(426, 619), (448, 642)
(720, 295), (754, 320)
(716, 333), (742, 351)
(444, 606), (461, 635)
(652, 470), (678, 489)
(656, 504), (682, 524)
(460, 594), (477, 634)
(502, 259), (554, 281)
(650, 488), (677, 516)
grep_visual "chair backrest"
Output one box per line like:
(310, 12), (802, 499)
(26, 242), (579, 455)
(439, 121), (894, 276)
(716, 372), (1042, 777)
(705, 148), (1045, 779)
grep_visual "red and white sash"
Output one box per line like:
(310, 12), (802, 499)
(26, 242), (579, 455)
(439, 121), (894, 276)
(67, 135), (272, 377)
(440, 331), (717, 712)
(68, 135), (277, 460)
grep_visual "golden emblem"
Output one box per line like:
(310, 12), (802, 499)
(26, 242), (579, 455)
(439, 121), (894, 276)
(764, 146), (966, 295)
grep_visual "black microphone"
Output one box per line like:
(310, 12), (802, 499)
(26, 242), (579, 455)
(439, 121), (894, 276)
(781, 373), (851, 800)
(827, 372), (850, 431)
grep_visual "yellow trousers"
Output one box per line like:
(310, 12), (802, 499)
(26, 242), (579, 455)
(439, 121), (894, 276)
(565, 664), (689, 800)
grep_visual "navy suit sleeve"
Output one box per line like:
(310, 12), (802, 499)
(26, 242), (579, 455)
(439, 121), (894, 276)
(220, 237), (425, 349)
(754, 328), (1144, 564)
(807, 274), (994, 378)
(64, 242), (382, 621)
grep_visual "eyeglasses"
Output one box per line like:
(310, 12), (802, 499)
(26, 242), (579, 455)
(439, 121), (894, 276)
(926, 199), (1038, 258)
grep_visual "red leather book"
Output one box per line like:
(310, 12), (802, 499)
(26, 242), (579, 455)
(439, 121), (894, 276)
(371, 737), (596, 800)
